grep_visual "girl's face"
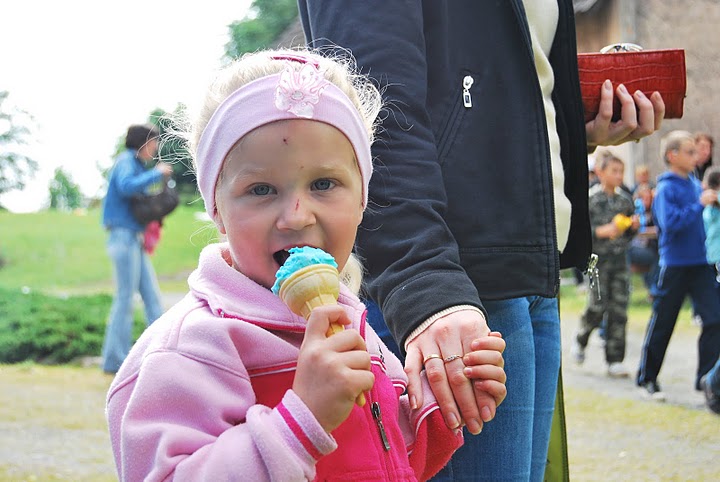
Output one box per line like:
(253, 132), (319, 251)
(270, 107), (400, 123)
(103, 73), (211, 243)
(214, 119), (364, 290)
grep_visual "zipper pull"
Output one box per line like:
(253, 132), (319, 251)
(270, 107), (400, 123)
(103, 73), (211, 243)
(462, 75), (474, 108)
(371, 402), (391, 451)
(584, 253), (601, 300)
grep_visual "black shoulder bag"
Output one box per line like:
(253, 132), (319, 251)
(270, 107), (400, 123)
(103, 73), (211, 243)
(130, 178), (180, 225)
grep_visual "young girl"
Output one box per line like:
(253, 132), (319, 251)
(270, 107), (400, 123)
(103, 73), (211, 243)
(105, 49), (507, 482)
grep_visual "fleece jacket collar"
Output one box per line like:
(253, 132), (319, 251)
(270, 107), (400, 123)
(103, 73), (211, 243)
(187, 243), (363, 332)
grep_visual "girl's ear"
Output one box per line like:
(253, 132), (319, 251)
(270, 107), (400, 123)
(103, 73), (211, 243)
(215, 212), (227, 235)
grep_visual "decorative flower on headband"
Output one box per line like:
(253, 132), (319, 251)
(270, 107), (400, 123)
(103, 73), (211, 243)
(274, 62), (329, 118)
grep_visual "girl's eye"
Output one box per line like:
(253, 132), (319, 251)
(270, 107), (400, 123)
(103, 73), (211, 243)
(312, 179), (334, 191)
(250, 184), (275, 196)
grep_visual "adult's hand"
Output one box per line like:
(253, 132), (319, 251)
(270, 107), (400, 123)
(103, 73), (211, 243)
(404, 310), (491, 435)
(586, 79), (665, 149)
(155, 162), (174, 177)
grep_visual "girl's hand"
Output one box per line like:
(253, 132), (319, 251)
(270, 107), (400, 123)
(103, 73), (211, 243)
(293, 305), (374, 433)
(700, 189), (718, 207)
(462, 332), (507, 426)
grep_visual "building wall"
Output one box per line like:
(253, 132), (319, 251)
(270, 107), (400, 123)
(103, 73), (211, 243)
(576, 0), (720, 185)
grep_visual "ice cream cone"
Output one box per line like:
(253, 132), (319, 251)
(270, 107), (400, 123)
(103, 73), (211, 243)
(279, 264), (341, 335)
(277, 259), (365, 406)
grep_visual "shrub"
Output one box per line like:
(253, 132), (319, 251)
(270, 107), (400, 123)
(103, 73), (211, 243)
(0, 288), (144, 364)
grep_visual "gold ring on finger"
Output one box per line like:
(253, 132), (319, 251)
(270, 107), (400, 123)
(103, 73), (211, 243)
(423, 353), (443, 364)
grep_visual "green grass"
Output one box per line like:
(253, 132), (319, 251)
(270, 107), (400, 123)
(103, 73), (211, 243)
(0, 206), (219, 294)
(559, 270), (697, 335)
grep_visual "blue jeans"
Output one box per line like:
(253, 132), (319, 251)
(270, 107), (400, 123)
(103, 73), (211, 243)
(366, 297), (561, 481)
(102, 227), (164, 373)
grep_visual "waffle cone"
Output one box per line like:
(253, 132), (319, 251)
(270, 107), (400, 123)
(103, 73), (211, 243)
(278, 264), (340, 320)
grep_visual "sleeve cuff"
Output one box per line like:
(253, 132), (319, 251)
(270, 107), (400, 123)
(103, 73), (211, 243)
(404, 305), (486, 352)
(276, 390), (337, 462)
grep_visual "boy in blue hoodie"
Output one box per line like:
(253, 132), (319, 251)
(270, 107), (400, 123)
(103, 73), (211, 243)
(636, 131), (720, 401)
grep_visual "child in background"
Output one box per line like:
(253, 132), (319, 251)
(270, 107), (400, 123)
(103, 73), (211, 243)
(636, 131), (720, 401)
(632, 165), (655, 193)
(105, 50), (507, 482)
(702, 166), (720, 280)
(572, 152), (638, 378)
(628, 183), (659, 296)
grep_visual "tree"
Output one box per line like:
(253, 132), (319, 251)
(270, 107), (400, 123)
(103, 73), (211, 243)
(225, 0), (298, 59)
(103, 106), (196, 195)
(150, 107), (197, 195)
(0, 91), (38, 196)
(48, 167), (82, 211)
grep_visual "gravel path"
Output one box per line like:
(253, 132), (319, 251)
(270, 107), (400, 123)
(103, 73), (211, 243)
(560, 310), (706, 410)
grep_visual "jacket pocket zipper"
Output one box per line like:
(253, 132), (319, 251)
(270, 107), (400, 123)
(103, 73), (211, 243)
(438, 74), (474, 163)
(462, 75), (474, 108)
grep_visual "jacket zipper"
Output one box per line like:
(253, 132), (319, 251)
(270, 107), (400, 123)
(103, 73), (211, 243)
(371, 401), (391, 451)
(509, 6), (562, 295)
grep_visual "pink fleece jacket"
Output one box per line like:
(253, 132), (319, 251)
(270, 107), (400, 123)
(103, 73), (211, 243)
(106, 243), (462, 481)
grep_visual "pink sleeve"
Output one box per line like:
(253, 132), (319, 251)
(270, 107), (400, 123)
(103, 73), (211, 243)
(107, 351), (336, 481)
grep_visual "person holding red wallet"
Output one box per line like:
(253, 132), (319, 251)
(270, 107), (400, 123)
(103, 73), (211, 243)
(300, 0), (665, 480)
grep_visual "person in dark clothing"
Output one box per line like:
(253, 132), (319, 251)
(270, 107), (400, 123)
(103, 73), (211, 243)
(299, 1), (665, 479)
(628, 183), (660, 295)
(694, 132), (714, 181)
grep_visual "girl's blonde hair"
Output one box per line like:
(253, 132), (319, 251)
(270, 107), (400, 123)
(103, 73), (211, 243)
(180, 49), (381, 295)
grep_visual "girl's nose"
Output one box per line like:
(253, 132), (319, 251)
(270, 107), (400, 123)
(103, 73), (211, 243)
(276, 196), (316, 231)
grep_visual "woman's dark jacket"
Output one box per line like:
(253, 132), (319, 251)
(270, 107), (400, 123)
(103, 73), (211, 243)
(300, 0), (591, 347)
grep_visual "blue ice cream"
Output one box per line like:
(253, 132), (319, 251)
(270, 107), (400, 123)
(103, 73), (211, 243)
(272, 246), (338, 295)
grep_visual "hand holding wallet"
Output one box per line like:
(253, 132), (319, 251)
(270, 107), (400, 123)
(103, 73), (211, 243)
(577, 43), (687, 122)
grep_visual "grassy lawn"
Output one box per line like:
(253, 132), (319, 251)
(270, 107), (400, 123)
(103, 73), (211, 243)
(0, 206), (219, 294)
(558, 271), (697, 335)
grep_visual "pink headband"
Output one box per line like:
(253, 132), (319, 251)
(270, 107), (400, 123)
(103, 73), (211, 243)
(196, 59), (373, 221)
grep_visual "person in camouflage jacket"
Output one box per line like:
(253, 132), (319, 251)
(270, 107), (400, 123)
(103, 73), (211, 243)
(573, 152), (638, 378)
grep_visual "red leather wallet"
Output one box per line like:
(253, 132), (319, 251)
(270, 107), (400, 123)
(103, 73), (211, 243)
(577, 47), (687, 122)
